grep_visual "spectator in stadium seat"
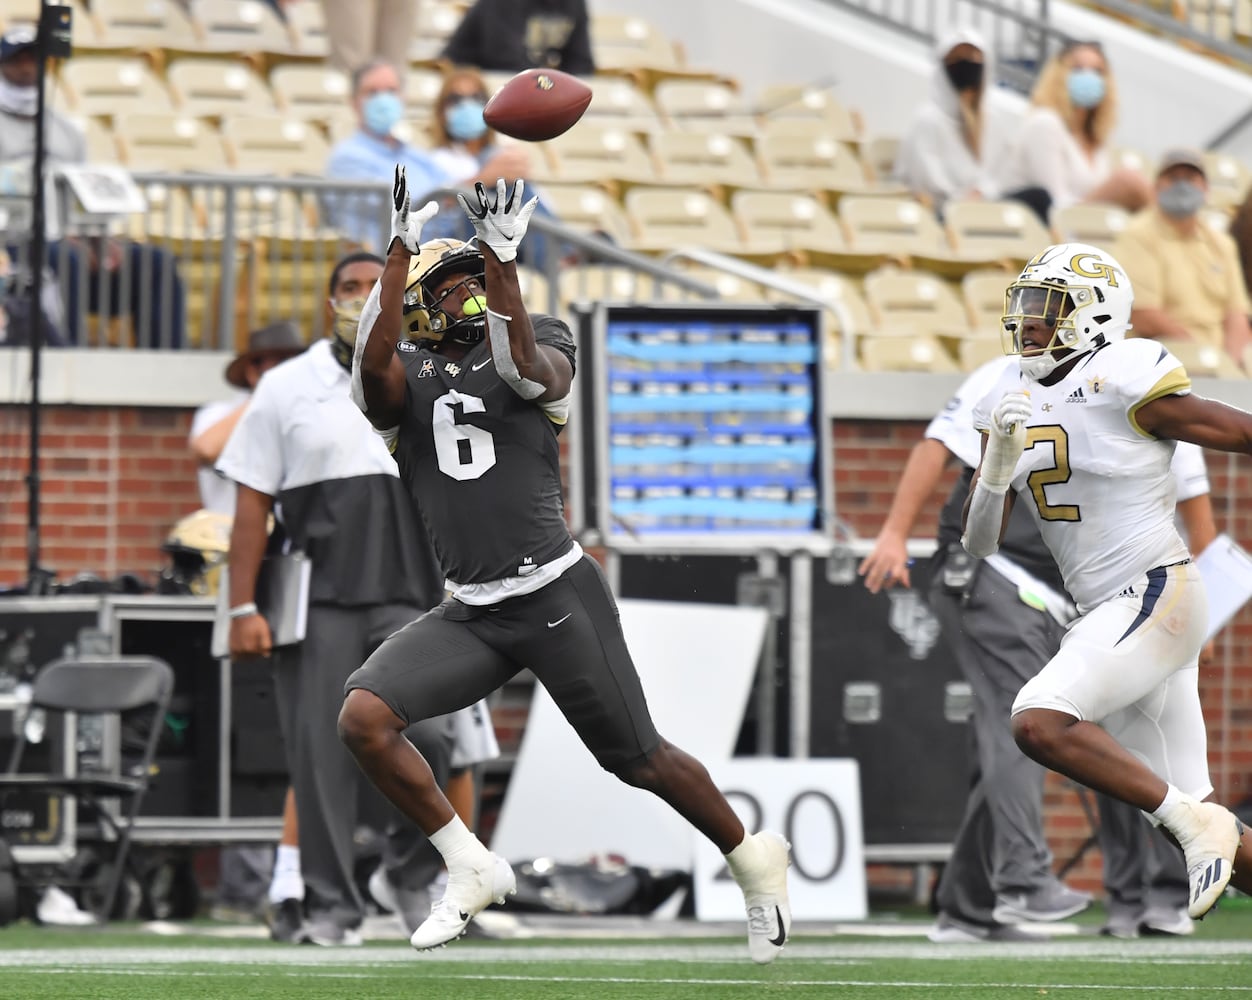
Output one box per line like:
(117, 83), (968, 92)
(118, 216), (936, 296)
(1227, 185), (1252, 304)
(421, 66), (560, 269)
(0, 26), (187, 348)
(859, 355), (1213, 941)
(894, 26), (1051, 223)
(1115, 147), (1252, 372)
(996, 40), (1151, 217)
(441, 0), (595, 75)
(324, 59), (531, 251)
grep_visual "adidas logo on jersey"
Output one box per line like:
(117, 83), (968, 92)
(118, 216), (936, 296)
(1066, 387), (1087, 403)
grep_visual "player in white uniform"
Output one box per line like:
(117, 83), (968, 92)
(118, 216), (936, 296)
(962, 243), (1252, 921)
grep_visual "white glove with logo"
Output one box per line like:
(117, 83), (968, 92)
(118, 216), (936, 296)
(981, 390), (1031, 494)
(391, 164), (438, 254)
(457, 178), (539, 264)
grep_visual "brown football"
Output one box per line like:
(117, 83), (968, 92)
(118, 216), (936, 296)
(482, 68), (592, 142)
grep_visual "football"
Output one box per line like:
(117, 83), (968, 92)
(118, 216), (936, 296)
(482, 68), (592, 142)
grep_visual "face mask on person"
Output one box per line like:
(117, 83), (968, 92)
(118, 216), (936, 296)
(0, 76), (38, 117)
(329, 296), (369, 370)
(1158, 179), (1206, 219)
(445, 98), (487, 141)
(944, 59), (984, 92)
(362, 91), (404, 136)
(1066, 68), (1106, 109)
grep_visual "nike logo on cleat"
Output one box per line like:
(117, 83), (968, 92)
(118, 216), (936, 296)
(768, 905), (787, 947)
(547, 613), (572, 628)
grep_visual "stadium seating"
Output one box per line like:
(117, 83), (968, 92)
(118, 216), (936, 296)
(532, 183), (635, 245)
(652, 79), (759, 138)
(114, 112), (230, 171)
(582, 75), (665, 134)
(622, 186), (749, 258)
(166, 58), (279, 120)
(862, 267), (971, 340)
(192, 0), (292, 59)
(59, 56), (176, 120)
(730, 189), (889, 273)
(268, 64), (352, 123)
(649, 131), (766, 193)
(539, 124), (657, 191)
(960, 268), (1014, 334)
(860, 333), (960, 373)
(1051, 202), (1131, 246)
(942, 199), (1052, 265)
(754, 83), (860, 143)
(1143, 337), (1246, 378)
(756, 120), (874, 204)
(221, 116), (331, 177)
(79, 0), (201, 59)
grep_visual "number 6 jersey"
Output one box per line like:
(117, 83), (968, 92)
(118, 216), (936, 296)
(389, 314), (578, 590)
(971, 339), (1193, 613)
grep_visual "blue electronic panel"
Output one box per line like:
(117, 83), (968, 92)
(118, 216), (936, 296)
(597, 305), (827, 541)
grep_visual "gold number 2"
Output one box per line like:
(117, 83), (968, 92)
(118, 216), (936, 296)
(1024, 426), (1081, 522)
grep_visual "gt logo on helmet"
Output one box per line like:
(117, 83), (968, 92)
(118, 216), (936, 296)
(1069, 253), (1121, 287)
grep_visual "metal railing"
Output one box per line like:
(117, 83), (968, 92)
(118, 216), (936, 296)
(0, 172), (723, 352)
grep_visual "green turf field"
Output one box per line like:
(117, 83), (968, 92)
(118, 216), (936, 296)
(2, 899), (1250, 1000)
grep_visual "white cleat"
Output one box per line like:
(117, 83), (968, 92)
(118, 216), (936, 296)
(410, 853), (516, 950)
(1167, 800), (1243, 919)
(736, 830), (792, 965)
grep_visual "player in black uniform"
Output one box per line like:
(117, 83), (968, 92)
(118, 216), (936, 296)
(337, 169), (793, 963)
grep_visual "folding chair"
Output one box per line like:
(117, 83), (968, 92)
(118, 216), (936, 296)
(0, 656), (175, 921)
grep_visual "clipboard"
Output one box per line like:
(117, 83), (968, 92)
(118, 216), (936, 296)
(211, 552), (313, 659)
(1196, 533), (1252, 642)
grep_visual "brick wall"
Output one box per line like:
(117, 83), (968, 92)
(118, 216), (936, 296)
(2, 404), (1249, 893)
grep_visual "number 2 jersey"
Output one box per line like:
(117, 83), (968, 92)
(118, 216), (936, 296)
(971, 339), (1193, 613)
(388, 314), (578, 591)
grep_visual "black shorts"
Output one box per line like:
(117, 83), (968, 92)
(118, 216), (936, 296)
(346, 554), (661, 773)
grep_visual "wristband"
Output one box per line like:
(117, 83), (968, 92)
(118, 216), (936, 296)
(229, 602), (258, 619)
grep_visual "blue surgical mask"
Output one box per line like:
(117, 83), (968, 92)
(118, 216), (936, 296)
(1158, 179), (1206, 219)
(1066, 68), (1105, 109)
(362, 91), (404, 136)
(445, 98), (487, 141)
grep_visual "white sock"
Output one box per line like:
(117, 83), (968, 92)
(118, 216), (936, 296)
(1152, 784), (1188, 824)
(268, 845), (303, 904)
(429, 815), (489, 867)
(724, 832), (763, 880)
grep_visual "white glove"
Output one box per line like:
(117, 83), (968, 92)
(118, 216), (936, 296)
(457, 178), (539, 264)
(391, 165), (438, 254)
(991, 391), (1033, 439)
(980, 390), (1031, 494)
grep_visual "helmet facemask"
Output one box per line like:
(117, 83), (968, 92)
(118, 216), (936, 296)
(1002, 280), (1109, 381)
(403, 240), (488, 351)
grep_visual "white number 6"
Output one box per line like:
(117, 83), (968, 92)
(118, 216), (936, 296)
(432, 390), (496, 481)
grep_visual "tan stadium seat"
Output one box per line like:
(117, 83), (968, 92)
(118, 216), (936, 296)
(731, 189), (888, 273)
(583, 75), (664, 134)
(81, 0), (200, 57)
(652, 79), (758, 139)
(191, 0), (293, 57)
(757, 121), (872, 203)
(60, 56), (175, 120)
(531, 183), (633, 245)
(591, 13), (683, 78)
(557, 264), (693, 310)
(943, 199), (1051, 266)
(405, 67), (447, 123)
(1143, 338), (1246, 379)
(860, 135), (901, 183)
(114, 113), (230, 172)
(754, 83), (859, 142)
(863, 267), (971, 340)
(269, 64), (352, 123)
(959, 336), (1010, 372)
(650, 131), (764, 192)
(671, 264), (772, 302)
(1052, 202), (1130, 247)
(539, 124), (657, 191)
(282, 0), (328, 60)
(623, 186), (746, 257)
(1203, 151), (1252, 211)
(961, 267), (1014, 334)
(166, 58), (279, 120)
(69, 114), (122, 163)
(839, 195), (949, 258)
(409, 1), (466, 64)
(222, 116), (331, 177)
(860, 333), (959, 373)
(515, 266), (556, 316)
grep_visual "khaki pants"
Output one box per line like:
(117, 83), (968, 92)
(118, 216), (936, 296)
(321, 0), (420, 77)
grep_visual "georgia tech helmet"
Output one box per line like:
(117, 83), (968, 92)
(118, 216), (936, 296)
(1002, 242), (1133, 381)
(403, 238), (487, 349)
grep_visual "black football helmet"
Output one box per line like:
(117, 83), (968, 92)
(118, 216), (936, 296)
(403, 239), (487, 350)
